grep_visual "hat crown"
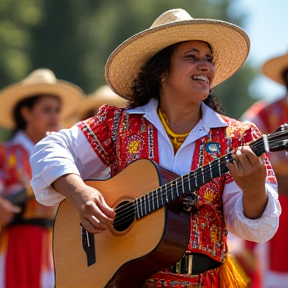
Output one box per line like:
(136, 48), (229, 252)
(22, 69), (57, 85)
(150, 9), (193, 28)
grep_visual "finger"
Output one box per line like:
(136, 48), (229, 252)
(86, 201), (113, 228)
(227, 159), (239, 174)
(259, 156), (266, 165)
(237, 146), (259, 165)
(233, 147), (252, 169)
(90, 215), (109, 229)
(98, 197), (115, 220)
(81, 219), (104, 234)
(9, 205), (22, 213)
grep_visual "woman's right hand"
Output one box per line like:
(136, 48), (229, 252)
(52, 174), (115, 234)
(0, 197), (21, 227)
(71, 184), (115, 234)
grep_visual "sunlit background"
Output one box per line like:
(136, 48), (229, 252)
(232, 0), (288, 100)
(0, 0), (287, 140)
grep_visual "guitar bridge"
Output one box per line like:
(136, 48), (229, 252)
(81, 226), (96, 266)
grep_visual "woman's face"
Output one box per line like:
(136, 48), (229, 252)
(163, 40), (215, 105)
(22, 95), (61, 136)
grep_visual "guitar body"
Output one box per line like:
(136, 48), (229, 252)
(53, 159), (191, 288)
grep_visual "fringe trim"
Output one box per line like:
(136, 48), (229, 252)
(219, 253), (250, 288)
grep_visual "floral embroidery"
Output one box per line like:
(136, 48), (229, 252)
(128, 139), (141, 154)
(203, 189), (214, 204)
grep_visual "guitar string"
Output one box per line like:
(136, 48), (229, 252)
(113, 134), (288, 227)
(112, 135), (287, 227)
(112, 132), (287, 227)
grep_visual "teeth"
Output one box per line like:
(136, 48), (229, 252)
(192, 75), (208, 83)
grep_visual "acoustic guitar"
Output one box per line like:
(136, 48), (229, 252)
(53, 123), (288, 288)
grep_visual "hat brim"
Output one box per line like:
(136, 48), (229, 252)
(105, 19), (250, 100)
(78, 94), (127, 119)
(261, 53), (288, 85)
(0, 81), (83, 129)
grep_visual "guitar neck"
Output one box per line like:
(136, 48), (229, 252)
(135, 133), (268, 219)
(135, 153), (232, 219)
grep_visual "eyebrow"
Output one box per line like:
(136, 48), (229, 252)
(184, 48), (212, 56)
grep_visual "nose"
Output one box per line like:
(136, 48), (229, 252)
(197, 60), (211, 72)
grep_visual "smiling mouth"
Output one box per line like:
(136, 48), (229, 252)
(191, 75), (209, 83)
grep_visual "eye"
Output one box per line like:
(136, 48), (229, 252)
(185, 54), (197, 60)
(206, 55), (213, 63)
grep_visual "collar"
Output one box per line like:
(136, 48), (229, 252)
(126, 98), (228, 133)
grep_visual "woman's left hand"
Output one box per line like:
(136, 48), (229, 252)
(227, 145), (268, 219)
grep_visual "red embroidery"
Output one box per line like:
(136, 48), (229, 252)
(78, 105), (159, 176)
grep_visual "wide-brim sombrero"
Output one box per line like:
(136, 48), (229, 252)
(0, 68), (84, 129)
(78, 85), (127, 119)
(105, 8), (250, 100)
(261, 52), (288, 85)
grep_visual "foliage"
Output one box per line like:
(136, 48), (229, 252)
(0, 0), (43, 86)
(0, 0), (258, 139)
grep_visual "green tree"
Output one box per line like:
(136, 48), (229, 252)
(0, 0), (258, 140)
(0, 0), (44, 140)
(0, 0), (43, 86)
(28, 0), (256, 117)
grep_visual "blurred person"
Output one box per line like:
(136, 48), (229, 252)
(0, 68), (84, 288)
(227, 101), (267, 288)
(227, 233), (262, 288)
(62, 84), (127, 128)
(30, 9), (281, 288)
(78, 84), (127, 120)
(241, 51), (288, 288)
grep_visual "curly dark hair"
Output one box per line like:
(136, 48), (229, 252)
(129, 41), (227, 115)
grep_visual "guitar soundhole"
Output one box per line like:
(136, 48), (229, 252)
(113, 200), (135, 232)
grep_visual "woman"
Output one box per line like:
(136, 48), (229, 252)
(0, 68), (84, 288)
(30, 9), (280, 288)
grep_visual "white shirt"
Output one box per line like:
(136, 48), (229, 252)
(30, 99), (281, 243)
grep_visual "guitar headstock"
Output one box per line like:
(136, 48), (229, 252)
(268, 123), (288, 152)
(250, 123), (288, 156)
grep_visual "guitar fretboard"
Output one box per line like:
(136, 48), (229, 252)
(135, 154), (233, 219)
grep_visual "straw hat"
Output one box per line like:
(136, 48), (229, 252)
(261, 51), (288, 85)
(0, 68), (84, 129)
(105, 8), (250, 100)
(78, 85), (127, 120)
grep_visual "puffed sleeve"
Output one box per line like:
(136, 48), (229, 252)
(223, 122), (281, 242)
(30, 125), (109, 206)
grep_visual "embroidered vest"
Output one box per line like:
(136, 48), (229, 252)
(78, 105), (271, 262)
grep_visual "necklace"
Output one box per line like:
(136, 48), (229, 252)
(158, 108), (189, 152)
